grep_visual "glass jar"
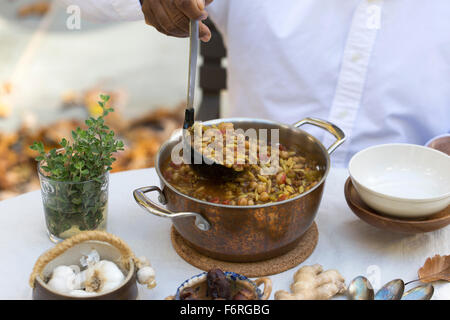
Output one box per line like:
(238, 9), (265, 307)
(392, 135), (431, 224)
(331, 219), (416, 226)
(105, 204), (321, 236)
(38, 164), (109, 243)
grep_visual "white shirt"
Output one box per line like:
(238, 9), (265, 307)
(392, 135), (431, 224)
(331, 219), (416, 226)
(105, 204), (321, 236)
(60, 0), (450, 167)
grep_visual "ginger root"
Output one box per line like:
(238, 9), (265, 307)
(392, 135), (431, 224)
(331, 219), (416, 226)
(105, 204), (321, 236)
(275, 264), (346, 300)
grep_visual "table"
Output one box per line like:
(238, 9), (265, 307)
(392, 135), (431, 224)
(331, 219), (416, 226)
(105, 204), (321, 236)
(0, 168), (448, 300)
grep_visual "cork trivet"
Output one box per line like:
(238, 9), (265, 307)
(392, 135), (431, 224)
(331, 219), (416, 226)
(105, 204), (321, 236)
(171, 222), (318, 277)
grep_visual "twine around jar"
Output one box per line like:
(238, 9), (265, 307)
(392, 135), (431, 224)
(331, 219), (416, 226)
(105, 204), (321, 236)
(29, 230), (137, 288)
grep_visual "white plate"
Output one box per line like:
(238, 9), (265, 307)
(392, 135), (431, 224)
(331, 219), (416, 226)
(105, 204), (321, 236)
(349, 144), (450, 218)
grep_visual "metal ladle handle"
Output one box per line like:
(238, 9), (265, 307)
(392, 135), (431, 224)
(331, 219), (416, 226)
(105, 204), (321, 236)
(183, 20), (199, 129)
(187, 19), (199, 112)
(133, 186), (210, 231)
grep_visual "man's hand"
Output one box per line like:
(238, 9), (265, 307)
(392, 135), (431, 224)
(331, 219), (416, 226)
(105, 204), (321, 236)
(140, 0), (214, 42)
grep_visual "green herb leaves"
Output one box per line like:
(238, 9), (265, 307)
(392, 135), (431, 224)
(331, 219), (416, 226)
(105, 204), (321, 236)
(32, 95), (119, 238)
(30, 95), (124, 181)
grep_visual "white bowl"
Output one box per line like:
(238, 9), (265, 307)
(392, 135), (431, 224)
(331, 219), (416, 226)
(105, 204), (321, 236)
(349, 144), (450, 218)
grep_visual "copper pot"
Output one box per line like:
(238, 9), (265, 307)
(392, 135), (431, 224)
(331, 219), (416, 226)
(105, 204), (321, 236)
(134, 118), (345, 262)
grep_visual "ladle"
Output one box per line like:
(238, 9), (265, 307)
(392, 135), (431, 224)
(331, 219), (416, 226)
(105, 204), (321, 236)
(182, 20), (240, 180)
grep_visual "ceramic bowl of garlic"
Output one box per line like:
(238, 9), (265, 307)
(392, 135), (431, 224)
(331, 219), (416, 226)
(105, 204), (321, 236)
(29, 231), (156, 300)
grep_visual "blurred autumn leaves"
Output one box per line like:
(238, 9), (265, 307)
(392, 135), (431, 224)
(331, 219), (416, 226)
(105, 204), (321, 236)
(0, 89), (184, 200)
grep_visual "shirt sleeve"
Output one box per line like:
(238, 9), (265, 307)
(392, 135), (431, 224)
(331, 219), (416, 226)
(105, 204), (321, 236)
(58, 0), (144, 22)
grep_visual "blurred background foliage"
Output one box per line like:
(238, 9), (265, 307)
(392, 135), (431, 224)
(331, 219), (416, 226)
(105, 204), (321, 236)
(0, 0), (194, 199)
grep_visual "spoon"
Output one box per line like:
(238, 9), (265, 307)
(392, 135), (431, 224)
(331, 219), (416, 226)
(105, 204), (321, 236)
(182, 20), (240, 180)
(374, 279), (404, 300)
(402, 284), (434, 300)
(347, 276), (374, 300)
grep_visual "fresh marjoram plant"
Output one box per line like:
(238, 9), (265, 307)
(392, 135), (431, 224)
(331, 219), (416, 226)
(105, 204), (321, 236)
(31, 95), (124, 239)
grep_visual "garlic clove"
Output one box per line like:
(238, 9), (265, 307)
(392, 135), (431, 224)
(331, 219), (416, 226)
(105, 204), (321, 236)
(137, 266), (156, 289)
(80, 250), (100, 268)
(48, 254), (128, 296)
(51, 265), (76, 278)
(47, 266), (78, 293)
(85, 260), (125, 293)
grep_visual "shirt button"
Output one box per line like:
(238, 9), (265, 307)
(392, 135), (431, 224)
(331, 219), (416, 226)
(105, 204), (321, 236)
(337, 110), (349, 119)
(351, 52), (362, 62)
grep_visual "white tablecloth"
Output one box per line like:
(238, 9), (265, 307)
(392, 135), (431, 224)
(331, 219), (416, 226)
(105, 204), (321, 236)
(0, 168), (448, 300)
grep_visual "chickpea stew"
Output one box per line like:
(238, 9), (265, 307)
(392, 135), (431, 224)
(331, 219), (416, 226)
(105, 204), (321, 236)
(162, 122), (323, 206)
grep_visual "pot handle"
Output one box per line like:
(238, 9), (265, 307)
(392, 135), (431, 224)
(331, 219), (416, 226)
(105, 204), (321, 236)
(294, 117), (346, 155)
(254, 277), (272, 300)
(133, 186), (211, 231)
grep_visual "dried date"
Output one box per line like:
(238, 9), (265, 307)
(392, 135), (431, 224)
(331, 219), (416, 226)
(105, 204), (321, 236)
(207, 269), (231, 299)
